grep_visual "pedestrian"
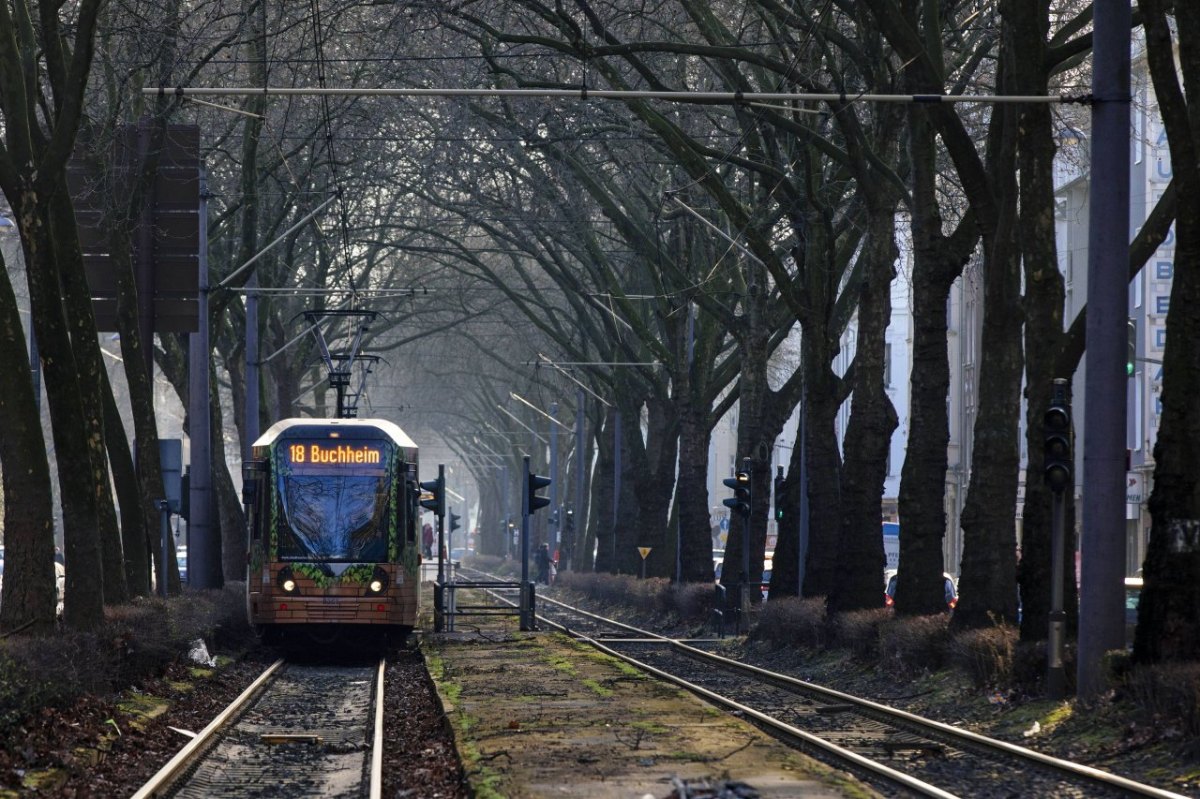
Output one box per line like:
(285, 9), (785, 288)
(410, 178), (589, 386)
(422, 523), (434, 558)
(535, 542), (552, 585)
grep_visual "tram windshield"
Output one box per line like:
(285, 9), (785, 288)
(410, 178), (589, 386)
(276, 439), (392, 562)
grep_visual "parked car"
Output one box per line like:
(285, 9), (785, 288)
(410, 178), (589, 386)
(54, 562), (65, 603)
(884, 569), (958, 610)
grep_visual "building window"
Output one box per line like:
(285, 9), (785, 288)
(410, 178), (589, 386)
(884, 343), (892, 387)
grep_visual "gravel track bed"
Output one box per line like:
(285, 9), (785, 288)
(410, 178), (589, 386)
(170, 662), (377, 797)
(0, 645), (466, 798)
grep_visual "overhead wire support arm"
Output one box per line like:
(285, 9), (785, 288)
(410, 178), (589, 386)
(510, 392), (574, 432)
(217, 194), (340, 289)
(537, 353), (612, 408)
(497, 405), (549, 445)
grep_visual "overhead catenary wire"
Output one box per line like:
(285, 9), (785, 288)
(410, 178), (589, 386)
(148, 86), (1090, 105)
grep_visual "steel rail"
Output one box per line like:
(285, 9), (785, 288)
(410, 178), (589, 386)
(668, 641), (1191, 799)
(483, 577), (1191, 799)
(575, 631), (959, 799)
(130, 659), (285, 799)
(370, 657), (386, 799)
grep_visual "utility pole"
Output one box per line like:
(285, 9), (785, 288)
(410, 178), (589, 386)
(1078, 0), (1131, 699)
(188, 170), (215, 588)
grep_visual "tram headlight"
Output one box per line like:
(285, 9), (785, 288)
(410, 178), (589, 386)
(367, 567), (389, 595)
(277, 567), (299, 594)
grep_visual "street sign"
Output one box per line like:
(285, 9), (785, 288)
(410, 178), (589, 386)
(638, 547), (651, 560)
(1126, 472), (1145, 504)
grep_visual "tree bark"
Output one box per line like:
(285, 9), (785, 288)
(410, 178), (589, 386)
(1134, 0), (1200, 664)
(18, 196), (105, 629)
(0, 246), (57, 634)
(101, 368), (151, 596)
(896, 102), (977, 616)
(49, 180), (128, 604)
(1013, 0), (1077, 643)
(953, 25), (1023, 630)
(829, 208), (900, 613)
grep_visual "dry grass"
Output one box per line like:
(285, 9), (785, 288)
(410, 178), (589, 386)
(555, 573), (715, 625)
(878, 614), (952, 671)
(829, 608), (891, 658)
(0, 585), (253, 738)
(750, 597), (828, 649)
(1127, 661), (1200, 737)
(948, 623), (1018, 688)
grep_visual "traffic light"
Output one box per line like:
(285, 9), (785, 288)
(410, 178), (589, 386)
(1127, 319), (1137, 377)
(420, 473), (444, 515)
(449, 512), (461, 532)
(527, 467), (551, 513)
(1043, 396), (1072, 493)
(722, 470), (751, 517)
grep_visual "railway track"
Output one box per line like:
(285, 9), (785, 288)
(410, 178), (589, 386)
(456, 567), (1189, 798)
(131, 658), (386, 799)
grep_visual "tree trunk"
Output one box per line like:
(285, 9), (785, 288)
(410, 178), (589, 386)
(634, 396), (679, 578)
(591, 406), (617, 573)
(1013, 0), (1076, 642)
(0, 247), (57, 634)
(110, 221), (180, 595)
(677, 392), (716, 582)
(802, 351), (844, 598)
(770, 439), (805, 599)
(50, 183), (128, 604)
(953, 44), (1023, 630)
(212, 360), (242, 584)
(896, 104), (976, 616)
(829, 209), (900, 613)
(614, 397), (647, 575)
(719, 285), (772, 599)
(102, 368), (151, 596)
(1134, 0), (1200, 664)
(18, 195), (105, 630)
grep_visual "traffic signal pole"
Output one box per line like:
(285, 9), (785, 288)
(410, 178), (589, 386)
(1044, 379), (1073, 699)
(436, 464), (445, 583)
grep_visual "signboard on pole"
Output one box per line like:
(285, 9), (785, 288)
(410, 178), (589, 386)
(1126, 472), (1145, 520)
(637, 547), (651, 579)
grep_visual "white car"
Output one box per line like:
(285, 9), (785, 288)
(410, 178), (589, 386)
(55, 562), (65, 606)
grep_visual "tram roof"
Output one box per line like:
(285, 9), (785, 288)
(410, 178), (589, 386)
(252, 417), (419, 451)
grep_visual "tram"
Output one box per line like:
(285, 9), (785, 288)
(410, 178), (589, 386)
(243, 418), (421, 643)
